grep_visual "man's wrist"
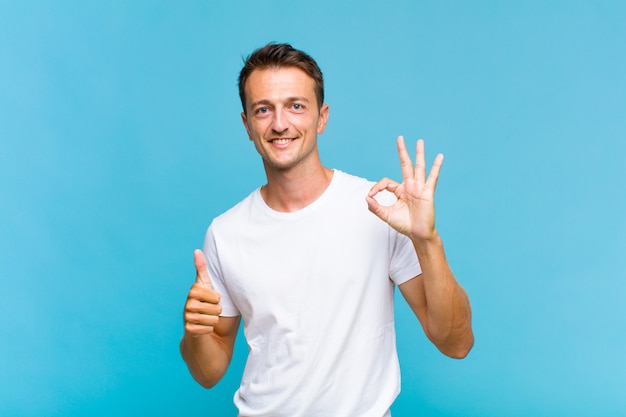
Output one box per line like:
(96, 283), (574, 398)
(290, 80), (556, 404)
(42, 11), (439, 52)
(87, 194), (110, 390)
(411, 229), (443, 256)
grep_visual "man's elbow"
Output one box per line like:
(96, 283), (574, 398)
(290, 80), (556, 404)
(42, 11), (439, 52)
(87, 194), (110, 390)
(439, 333), (474, 359)
(180, 342), (226, 389)
(186, 361), (227, 389)
(194, 374), (220, 389)
(186, 362), (225, 389)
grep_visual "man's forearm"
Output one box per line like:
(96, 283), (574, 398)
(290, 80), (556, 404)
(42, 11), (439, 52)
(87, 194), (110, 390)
(180, 332), (232, 388)
(412, 230), (474, 358)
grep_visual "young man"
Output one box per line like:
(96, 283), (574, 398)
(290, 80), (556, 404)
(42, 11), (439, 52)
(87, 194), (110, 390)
(181, 43), (473, 417)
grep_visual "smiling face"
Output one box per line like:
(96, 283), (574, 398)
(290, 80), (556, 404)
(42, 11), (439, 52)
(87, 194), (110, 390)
(241, 66), (329, 173)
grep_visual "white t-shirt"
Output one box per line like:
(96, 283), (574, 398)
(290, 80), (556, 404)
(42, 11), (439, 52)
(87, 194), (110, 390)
(204, 170), (421, 417)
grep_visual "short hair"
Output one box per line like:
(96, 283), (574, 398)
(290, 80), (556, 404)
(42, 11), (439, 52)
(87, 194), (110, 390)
(238, 43), (324, 113)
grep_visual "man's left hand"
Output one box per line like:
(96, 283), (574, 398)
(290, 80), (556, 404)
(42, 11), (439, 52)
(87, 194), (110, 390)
(366, 136), (443, 242)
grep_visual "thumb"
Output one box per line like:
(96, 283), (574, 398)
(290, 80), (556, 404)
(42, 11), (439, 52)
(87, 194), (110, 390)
(365, 192), (389, 222)
(193, 249), (213, 289)
(365, 195), (382, 220)
(365, 179), (399, 221)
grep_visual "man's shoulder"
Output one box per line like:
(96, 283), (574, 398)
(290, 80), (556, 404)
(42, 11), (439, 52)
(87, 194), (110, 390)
(334, 170), (395, 205)
(211, 188), (258, 228)
(333, 169), (375, 190)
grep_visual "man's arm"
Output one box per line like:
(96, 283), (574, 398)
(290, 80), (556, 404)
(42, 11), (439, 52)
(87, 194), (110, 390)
(366, 136), (474, 358)
(398, 236), (473, 358)
(180, 250), (241, 388)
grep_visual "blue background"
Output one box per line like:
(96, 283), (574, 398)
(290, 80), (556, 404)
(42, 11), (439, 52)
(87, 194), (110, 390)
(2, 1), (625, 416)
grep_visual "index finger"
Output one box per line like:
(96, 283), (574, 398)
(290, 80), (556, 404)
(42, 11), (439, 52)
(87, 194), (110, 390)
(194, 249), (213, 289)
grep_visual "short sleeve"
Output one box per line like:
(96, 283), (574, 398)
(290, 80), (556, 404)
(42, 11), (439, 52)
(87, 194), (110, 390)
(203, 224), (241, 317)
(374, 189), (422, 285)
(388, 229), (422, 286)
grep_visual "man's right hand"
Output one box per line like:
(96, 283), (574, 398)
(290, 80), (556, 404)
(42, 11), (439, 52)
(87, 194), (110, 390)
(183, 249), (223, 335)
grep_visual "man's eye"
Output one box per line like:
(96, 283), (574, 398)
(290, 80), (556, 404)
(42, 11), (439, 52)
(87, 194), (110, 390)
(292, 103), (302, 110)
(257, 107), (268, 114)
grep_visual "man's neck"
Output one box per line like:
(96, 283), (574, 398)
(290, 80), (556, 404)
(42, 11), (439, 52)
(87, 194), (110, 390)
(261, 163), (334, 213)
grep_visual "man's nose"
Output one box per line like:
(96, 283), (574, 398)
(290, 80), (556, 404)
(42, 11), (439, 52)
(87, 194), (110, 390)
(271, 109), (289, 133)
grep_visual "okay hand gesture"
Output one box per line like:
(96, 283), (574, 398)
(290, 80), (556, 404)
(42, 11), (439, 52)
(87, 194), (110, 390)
(366, 136), (443, 242)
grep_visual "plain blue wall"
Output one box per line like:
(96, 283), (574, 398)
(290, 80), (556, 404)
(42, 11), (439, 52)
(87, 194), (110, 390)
(1, 1), (625, 416)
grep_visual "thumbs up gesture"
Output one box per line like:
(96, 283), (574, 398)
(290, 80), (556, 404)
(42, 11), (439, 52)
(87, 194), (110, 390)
(193, 249), (214, 289)
(183, 249), (223, 335)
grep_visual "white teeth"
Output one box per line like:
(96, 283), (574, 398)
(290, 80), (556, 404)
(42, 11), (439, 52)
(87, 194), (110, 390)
(273, 138), (292, 145)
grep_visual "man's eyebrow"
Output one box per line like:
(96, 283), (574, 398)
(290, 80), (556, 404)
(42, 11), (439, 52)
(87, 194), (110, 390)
(250, 97), (310, 107)
(286, 96), (310, 103)
(250, 99), (272, 108)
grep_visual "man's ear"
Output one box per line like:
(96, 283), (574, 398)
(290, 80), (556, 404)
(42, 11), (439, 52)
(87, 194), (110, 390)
(317, 104), (329, 134)
(241, 112), (252, 139)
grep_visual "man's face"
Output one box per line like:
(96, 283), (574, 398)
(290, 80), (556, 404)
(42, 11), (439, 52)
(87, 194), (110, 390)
(241, 67), (329, 172)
